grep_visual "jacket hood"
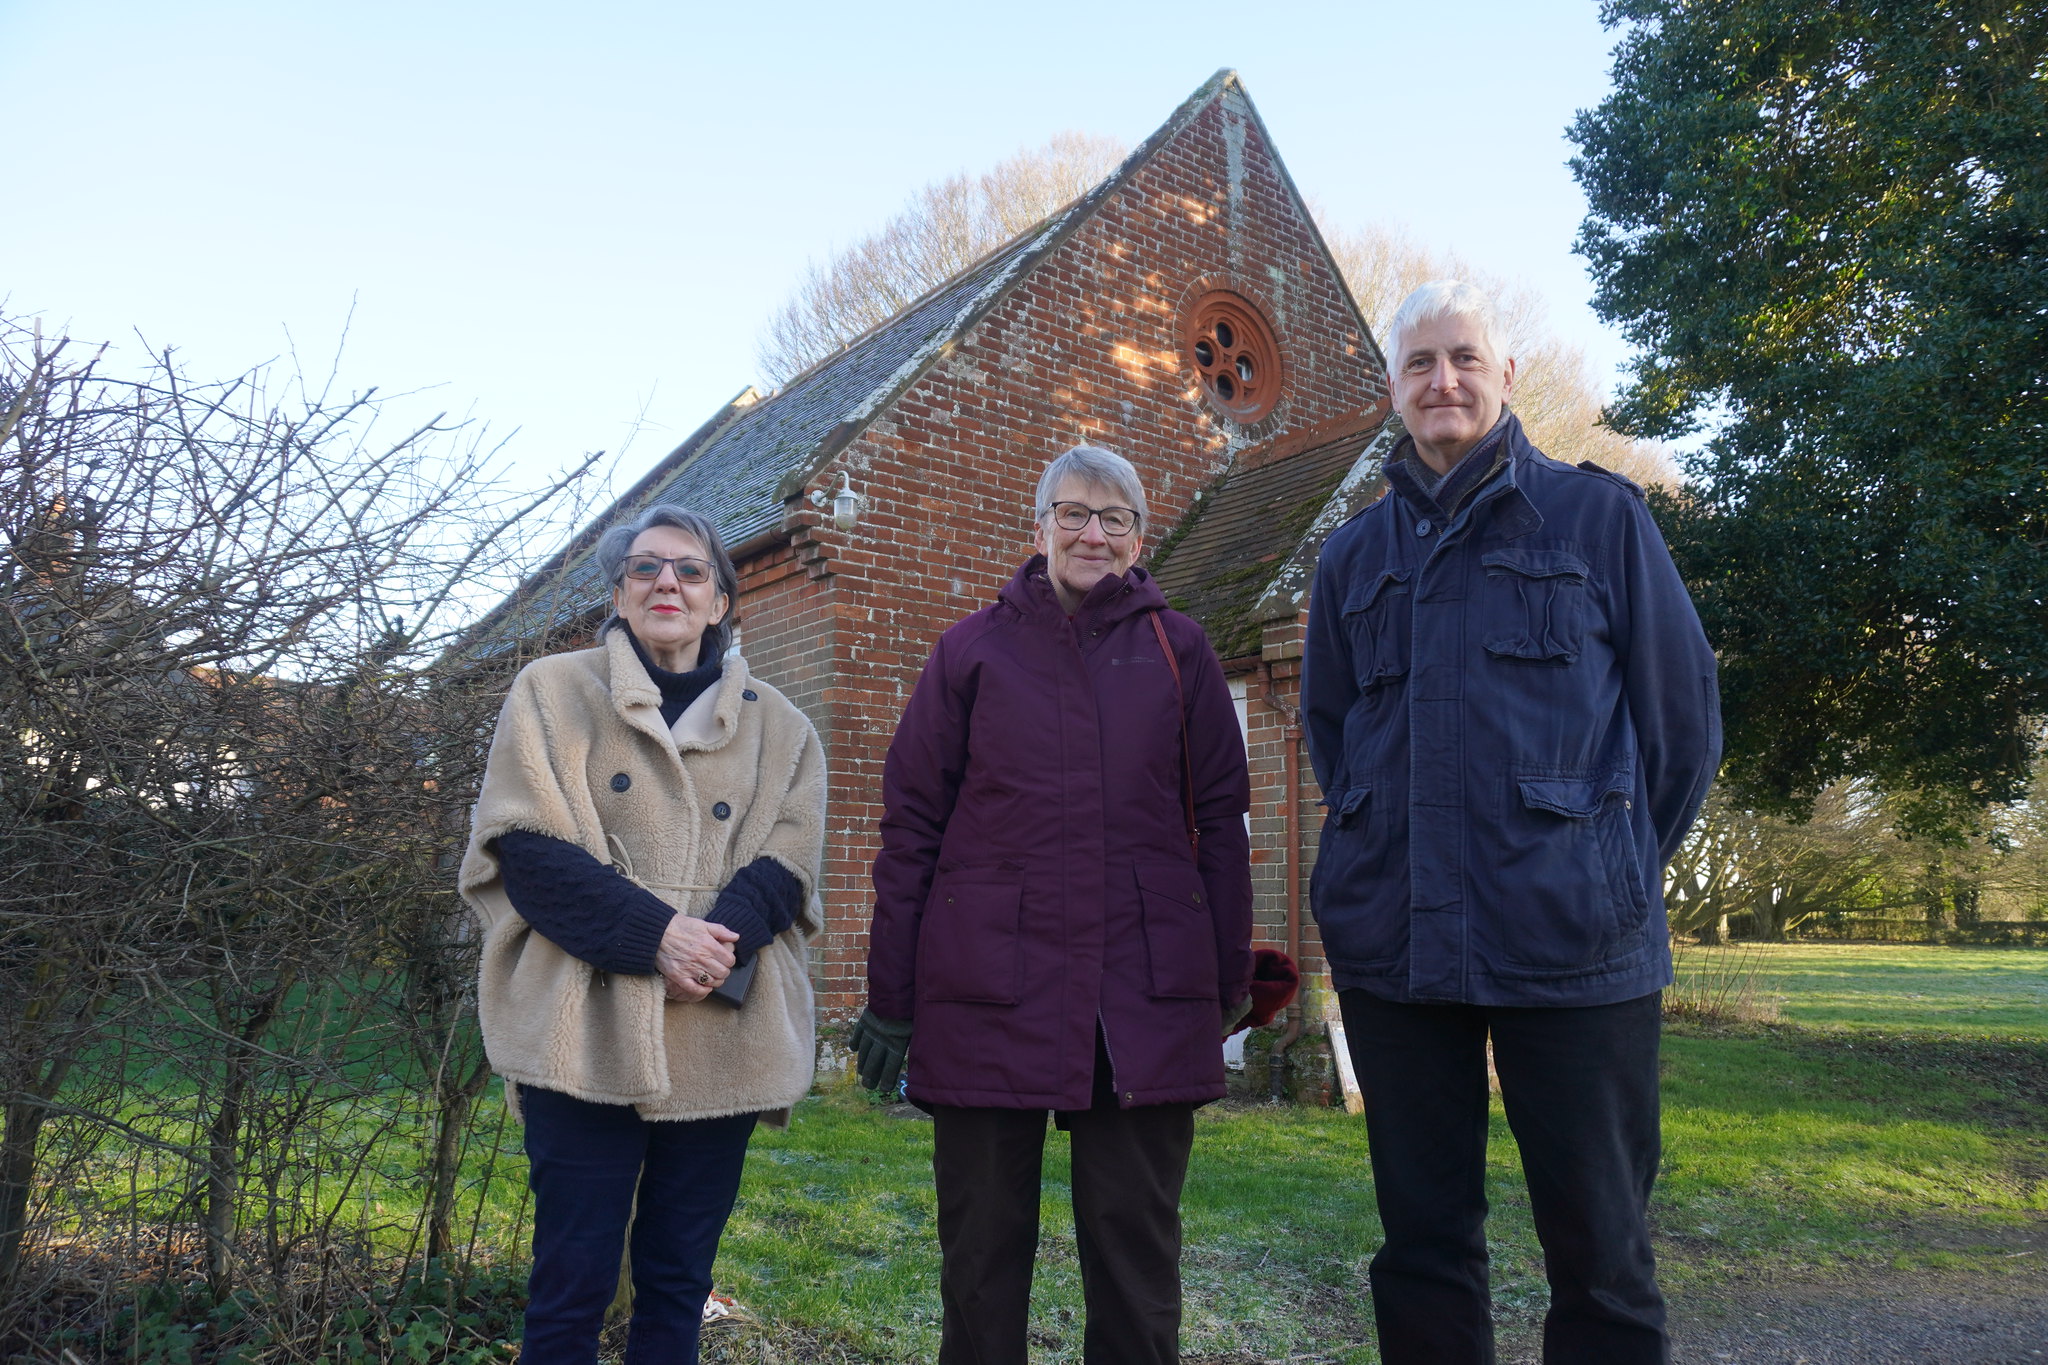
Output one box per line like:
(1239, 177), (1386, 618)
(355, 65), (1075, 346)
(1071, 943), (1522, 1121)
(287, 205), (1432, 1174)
(998, 555), (1170, 628)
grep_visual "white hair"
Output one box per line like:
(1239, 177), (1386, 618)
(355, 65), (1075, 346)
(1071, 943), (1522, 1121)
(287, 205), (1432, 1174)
(1034, 445), (1148, 531)
(1384, 279), (1511, 372)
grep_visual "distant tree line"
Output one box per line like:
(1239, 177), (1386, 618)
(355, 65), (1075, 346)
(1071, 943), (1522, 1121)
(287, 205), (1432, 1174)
(1668, 768), (2048, 945)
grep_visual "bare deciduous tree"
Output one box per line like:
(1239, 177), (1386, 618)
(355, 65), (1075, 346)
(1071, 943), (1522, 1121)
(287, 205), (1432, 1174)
(1323, 221), (1677, 487)
(1664, 768), (2048, 945)
(0, 317), (592, 1303)
(756, 132), (1129, 385)
(754, 135), (1670, 491)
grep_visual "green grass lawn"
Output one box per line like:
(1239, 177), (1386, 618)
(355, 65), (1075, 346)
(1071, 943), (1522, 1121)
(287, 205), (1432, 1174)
(1652, 943), (2048, 1299)
(715, 1085), (1405, 1362)
(43, 945), (2048, 1364)
(1738, 941), (2048, 1039)
(699, 944), (2047, 1362)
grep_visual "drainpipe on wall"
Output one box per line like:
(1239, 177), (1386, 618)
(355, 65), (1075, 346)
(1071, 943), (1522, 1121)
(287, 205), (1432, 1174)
(1259, 661), (1305, 1102)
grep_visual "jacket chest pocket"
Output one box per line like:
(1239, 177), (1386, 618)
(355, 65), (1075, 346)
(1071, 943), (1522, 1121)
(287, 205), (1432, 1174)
(1342, 569), (1413, 688)
(1480, 549), (1589, 664)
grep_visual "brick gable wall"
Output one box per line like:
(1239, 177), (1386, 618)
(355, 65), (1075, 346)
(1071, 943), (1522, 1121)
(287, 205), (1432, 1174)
(735, 88), (1383, 1020)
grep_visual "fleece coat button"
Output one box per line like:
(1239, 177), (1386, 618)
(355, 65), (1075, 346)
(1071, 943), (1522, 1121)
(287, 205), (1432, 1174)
(610, 773), (631, 792)
(742, 689), (758, 701)
(712, 802), (732, 820)
(1415, 518), (1433, 536)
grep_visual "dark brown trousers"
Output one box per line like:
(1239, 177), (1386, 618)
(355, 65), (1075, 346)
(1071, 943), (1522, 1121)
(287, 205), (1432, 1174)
(929, 1076), (1194, 1365)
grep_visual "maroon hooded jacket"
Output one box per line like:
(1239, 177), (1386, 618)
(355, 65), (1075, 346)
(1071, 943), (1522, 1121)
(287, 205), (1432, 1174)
(868, 556), (1254, 1110)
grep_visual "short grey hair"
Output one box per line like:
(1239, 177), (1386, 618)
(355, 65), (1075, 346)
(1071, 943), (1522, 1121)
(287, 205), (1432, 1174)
(593, 503), (739, 661)
(1034, 445), (1148, 532)
(1384, 279), (1511, 374)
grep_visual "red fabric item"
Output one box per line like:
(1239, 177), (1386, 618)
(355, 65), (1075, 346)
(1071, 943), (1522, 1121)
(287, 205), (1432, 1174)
(1240, 948), (1300, 1032)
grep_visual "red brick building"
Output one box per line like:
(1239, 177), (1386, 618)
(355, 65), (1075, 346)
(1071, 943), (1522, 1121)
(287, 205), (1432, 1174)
(472, 70), (1396, 1054)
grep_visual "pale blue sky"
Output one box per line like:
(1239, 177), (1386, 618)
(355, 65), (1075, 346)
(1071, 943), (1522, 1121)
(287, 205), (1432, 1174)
(2, 0), (1630, 500)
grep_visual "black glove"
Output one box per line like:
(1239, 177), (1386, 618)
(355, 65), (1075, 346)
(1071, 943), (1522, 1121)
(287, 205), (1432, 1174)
(849, 1008), (913, 1095)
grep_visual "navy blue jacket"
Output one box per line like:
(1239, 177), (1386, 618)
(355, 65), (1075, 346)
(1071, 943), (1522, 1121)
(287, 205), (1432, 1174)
(1302, 413), (1720, 1006)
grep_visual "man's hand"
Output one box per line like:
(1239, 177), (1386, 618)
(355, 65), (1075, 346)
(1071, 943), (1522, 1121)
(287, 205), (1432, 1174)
(656, 916), (740, 1003)
(1222, 995), (1254, 1038)
(849, 1009), (913, 1094)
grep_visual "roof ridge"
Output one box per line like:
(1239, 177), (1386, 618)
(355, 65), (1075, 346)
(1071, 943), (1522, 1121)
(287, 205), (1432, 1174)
(767, 210), (1069, 394)
(762, 73), (1242, 399)
(458, 69), (1261, 659)
(773, 67), (1249, 502)
(1150, 412), (1394, 660)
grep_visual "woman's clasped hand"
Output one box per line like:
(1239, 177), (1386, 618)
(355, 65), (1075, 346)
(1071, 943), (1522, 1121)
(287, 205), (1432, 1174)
(656, 915), (739, 1001)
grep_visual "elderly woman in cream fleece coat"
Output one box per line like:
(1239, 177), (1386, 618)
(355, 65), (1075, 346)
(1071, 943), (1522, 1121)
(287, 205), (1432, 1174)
(460, 504), (824, 1365)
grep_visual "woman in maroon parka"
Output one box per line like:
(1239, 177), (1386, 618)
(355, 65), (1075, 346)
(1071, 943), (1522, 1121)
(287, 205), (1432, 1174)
(853, 445), (1254, 1365)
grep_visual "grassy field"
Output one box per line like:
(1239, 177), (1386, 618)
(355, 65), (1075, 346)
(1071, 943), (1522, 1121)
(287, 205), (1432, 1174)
(691, 943), (2048, 1362)
(29, 944), (2048, 1363)
(1739, 941), (2048, 1039)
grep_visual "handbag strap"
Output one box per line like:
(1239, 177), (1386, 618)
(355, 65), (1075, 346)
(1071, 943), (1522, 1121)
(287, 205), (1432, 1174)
(1148, 610), (1200, 861)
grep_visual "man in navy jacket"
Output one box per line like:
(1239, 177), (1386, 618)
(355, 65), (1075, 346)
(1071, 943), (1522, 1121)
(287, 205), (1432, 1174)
(1303, 280), (1720, 1364)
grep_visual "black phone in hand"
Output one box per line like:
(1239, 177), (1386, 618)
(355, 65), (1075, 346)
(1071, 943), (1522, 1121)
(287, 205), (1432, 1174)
(707, 955), (755, 1008)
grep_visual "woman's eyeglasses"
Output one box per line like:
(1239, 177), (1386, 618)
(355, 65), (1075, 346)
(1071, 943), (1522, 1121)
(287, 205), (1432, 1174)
(622, 556), (714, 584)
(1048, 502), (1139, 536)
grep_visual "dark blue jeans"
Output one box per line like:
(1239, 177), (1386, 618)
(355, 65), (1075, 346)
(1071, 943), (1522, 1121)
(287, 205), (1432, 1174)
(1339, 990), (1669, 1365)
(519, 1087), (758, 1365)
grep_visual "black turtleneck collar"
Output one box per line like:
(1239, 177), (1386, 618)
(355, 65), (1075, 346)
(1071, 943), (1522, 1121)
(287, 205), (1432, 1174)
(622, 625), (722, 727)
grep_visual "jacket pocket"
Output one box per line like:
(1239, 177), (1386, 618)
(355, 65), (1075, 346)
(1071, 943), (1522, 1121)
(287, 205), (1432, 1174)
(1494, 773), (1649, 977)
(1135, 862), (1218, 1000)
(1309, 784), (1405, 970)
(1342, 569), (1413, 688)
(917, 874), (1024, 1005)
(1480, 549), (1589, 664)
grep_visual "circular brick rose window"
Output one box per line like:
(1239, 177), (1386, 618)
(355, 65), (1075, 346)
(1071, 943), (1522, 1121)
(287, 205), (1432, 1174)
(1186, 291), (1283, 423)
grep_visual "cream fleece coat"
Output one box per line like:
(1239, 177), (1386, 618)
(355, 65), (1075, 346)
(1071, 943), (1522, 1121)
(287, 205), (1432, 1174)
(460, 630), (826, 1123)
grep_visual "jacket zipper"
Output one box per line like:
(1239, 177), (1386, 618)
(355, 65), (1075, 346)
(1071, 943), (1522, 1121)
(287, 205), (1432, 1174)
(1098, 1015), (1123, 1106)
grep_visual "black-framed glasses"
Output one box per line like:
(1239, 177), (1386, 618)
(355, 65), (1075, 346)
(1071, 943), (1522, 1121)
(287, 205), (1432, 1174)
(1049, 501), (1139, 536)
(622, 555), (714, 584)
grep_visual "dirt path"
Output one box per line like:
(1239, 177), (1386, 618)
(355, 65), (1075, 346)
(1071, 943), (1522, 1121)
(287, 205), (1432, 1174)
(1660, 1274), (2048, 1365)
(1472, 1267), (2048, 1365)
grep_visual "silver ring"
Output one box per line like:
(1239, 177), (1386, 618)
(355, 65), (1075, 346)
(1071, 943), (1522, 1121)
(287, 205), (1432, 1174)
(695, 972), (711, 986)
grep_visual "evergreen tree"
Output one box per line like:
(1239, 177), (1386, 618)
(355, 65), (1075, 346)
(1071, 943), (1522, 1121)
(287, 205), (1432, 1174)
(1571, 0), (2048, 835)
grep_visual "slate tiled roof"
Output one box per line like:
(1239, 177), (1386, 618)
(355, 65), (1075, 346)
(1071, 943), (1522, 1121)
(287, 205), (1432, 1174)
(1149, 419), (1389, 660)
(459, 226), (1065, 657)
(641, 229), (1059, 551)
(459, 67), (1280, 661)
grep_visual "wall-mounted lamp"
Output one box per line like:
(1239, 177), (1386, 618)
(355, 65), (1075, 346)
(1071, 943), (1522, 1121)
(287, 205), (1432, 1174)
(831, 475), (863, 532)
